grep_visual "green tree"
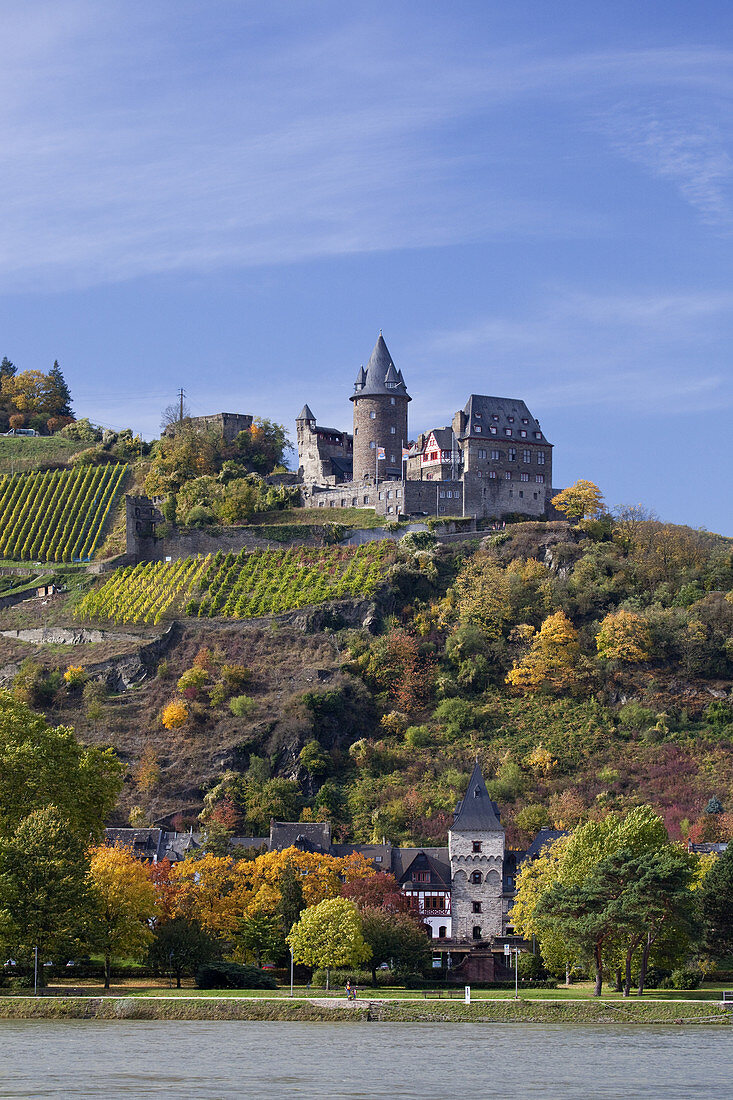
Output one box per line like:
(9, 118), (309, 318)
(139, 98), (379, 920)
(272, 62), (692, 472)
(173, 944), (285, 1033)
(0, 357), (16, 380)
(287, 898), (371, 989)
(148, 916), (221, 988)
(700, 845), (733, 959)
(236, 912), (283, 967)
(512, 805), (677, 995)
(360, 908), (430, 985)
(0, 806), (93, 985)
(277, 861), (305, 937)
(0, 692), (123, 841)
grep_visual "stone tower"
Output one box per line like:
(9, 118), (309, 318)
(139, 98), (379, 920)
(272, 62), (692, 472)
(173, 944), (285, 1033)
(350, 334), (410, 483)
(448, 762), (505, 942)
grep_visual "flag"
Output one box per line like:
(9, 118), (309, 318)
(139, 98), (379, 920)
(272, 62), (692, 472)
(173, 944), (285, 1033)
(377, 447), (386, 460)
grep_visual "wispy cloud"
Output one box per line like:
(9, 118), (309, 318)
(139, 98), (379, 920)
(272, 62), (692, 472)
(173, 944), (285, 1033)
(407, 288), (733, 428)
(1, 5), (733, 288)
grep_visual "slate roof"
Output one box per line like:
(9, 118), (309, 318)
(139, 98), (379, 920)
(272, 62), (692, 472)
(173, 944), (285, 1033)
(392, 847), (452, 887)
(458, 395), (549, 444)
(421, 427), (457, 453)
(270, 820), (332, 853)
(329, 455), (354, 479)
(522, 827), (566, 861)
(351, 334), (410, 400)
(104, 828), (168, 862)
(297, 404), (316, 421)
(452, 762), (503, 832)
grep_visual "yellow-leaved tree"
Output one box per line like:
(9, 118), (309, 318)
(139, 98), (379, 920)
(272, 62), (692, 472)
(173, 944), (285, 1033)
(506, 610), (593, 695)
(170, 846), (375, 941)
(162, 700), (188, 730)
(88, 844), (159, 988)
(595, 610), (651, 664)
(287, 897), (371, 989)
(551, 480), (605, 521)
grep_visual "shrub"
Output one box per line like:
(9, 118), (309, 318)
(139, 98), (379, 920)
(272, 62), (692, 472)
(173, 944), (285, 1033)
(195, 962), (277, 989)
(618, 701), (656, 731)
(229, 694), (256, 718)
(669, 968), (702, 990)
(162, 700), (188, 730)
(63, 665), (86, 687)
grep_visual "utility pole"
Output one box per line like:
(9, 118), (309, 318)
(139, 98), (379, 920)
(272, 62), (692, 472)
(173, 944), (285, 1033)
(178, 388), (186, 424)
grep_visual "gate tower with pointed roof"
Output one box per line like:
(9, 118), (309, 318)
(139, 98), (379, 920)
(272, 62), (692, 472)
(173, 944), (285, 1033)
(448, 761), (505, 942)
(350, 334), (410, 484)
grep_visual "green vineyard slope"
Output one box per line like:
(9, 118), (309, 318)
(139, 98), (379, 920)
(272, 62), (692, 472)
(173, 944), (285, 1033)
(75, 542), (395, 624)
(0, 464), (127, 562)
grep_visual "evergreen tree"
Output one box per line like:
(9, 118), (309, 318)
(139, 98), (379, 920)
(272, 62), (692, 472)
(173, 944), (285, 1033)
(0, 357), (16, 380)
(700, 846), (733, 958)
(45, 360), (72, 418)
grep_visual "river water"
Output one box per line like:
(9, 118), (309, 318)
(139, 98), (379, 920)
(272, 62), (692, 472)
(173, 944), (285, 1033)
(0, 1020), (729, 1098)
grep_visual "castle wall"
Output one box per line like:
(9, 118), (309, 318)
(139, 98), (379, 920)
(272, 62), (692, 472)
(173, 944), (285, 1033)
(296, 420), (352, 486)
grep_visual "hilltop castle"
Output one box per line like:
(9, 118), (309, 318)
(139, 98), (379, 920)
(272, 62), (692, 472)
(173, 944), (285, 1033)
(297, 334), (554, 521)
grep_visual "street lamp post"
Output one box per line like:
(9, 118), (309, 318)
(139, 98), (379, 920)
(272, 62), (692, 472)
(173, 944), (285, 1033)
(504, 944), (520, 999)
(290, 947), (294, 998)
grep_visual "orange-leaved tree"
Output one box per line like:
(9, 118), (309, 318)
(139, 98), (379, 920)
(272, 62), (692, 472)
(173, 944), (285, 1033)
(88, 843), (159, 988)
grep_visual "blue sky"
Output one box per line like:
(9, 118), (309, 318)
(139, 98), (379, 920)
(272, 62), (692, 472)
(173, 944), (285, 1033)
(1, 1), (732, 532)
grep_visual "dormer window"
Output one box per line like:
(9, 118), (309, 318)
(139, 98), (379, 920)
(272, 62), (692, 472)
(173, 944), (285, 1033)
(521, 418), (528, 424)
(520, 430), (527, 438)
(492, 414), (499, 421)
(474, 412), (482, 418)
(474, 425), (482, 433)
(534, 431), (542, 439)
(472, 841), (482, 853)
(507, 416), (514, 423)
(490, 426), (497, 435)
(505, 429), (512, 437)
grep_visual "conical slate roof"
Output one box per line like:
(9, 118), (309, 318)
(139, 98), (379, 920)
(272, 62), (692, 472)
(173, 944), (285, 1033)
(297, 404), (316, 421)
(350, 334), (410, 400)
(452, 762), (503, 832)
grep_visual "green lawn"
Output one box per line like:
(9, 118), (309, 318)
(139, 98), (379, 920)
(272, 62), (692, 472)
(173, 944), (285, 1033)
(0, 436), (87, 473)
(78, 982), (733, 1002)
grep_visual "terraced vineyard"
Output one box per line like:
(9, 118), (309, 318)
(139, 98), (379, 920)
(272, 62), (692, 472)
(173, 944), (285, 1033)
(0, 463), (127, 562)
(75, 542), (395, 624)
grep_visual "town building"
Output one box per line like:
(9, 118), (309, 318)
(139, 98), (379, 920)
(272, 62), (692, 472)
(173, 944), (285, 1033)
(298, 334), (554, 521)
(106, 764), (557, 979)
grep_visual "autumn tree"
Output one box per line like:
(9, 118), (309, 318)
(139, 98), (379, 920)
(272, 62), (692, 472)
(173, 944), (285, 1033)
(88, 844), (159, 988)
(506, 611), (593, 695)
(0, 692), (122, 841)
(0, 806), (94, 985)
(595, 610), (651, 664)
(287, 898), (371, 988)
(552, 480), (605, 521)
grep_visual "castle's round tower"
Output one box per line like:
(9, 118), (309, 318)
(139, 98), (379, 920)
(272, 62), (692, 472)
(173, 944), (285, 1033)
(350, 334), (410, 483)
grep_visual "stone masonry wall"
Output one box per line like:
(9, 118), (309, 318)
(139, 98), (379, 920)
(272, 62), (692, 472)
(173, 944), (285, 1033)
(449, 828), (505, 941)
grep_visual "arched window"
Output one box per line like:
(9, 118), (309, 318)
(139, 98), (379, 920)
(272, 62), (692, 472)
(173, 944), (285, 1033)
(470, 871), (482, 885)
(425, 925), (433, 938)
(472, 925), (482, 940)
(438, 926), (447, 939)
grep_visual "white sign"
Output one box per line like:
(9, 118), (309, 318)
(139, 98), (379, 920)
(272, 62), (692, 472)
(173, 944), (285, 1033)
(504, 944), (511, 956)
(464, 985), (471, 1004)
